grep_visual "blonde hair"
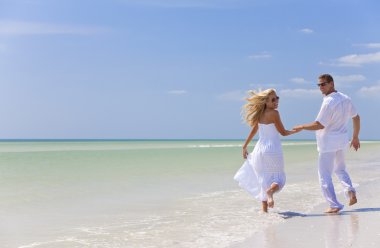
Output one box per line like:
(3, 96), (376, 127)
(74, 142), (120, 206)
(242, 88), (276, 127)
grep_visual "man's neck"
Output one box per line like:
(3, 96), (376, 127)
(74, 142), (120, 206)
(325, 89), (337, 96)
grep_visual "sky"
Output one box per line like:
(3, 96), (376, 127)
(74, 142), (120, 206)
(0, 0), (379, 140)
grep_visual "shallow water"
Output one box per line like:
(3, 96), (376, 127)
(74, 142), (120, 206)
(0, 140), (379, 247)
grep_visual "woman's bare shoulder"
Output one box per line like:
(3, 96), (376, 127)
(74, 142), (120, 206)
(261, 109), (279, 123)
(266, 109), (279, 117)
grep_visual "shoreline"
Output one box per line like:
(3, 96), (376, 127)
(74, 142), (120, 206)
(1, 141), (379, 247)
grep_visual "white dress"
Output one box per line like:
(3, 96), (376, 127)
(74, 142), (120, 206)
(234, 123), (286, 201)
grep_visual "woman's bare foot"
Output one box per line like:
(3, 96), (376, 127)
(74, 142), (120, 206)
(348, 191), (357, 206)
(262, 201), (268, 213)
(266, 189), (274, 208)
(266, 183), (279, 208)
(324, 207), (342, 214)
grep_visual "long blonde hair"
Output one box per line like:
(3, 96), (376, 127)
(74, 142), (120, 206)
(242, 88), (276, 127)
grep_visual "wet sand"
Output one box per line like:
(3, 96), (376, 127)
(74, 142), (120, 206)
(231, 175), (380, 248)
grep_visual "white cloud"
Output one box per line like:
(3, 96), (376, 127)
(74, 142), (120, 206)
(0, 20), (108, 36)
(332, 52), (380, 67)
(279, 89), (321, 98)
(218, 90), (246, 101)
(299, 28), (314, 34)
(167, 90), (187, 95)
(249, 52), (272, 59)
(334, 74), (366, 82)
(353, 43), (380, 49)
(357, 83), (380, 98)
(290, 77), (311, 84)
(333, 74), (366, 88)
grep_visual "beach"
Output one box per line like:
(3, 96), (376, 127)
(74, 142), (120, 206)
(233, 179), (380, 248)
(0, 140), (379, 247)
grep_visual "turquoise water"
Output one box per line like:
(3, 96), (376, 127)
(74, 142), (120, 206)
(1, 140), (379, 247)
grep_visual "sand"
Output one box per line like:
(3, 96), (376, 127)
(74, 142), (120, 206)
(231, 176), (380, 248)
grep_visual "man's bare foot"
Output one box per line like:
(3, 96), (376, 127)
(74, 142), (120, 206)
(324, 207), (342, 214)
(266, 189), (274, 208)
(348, 191), (357, 206)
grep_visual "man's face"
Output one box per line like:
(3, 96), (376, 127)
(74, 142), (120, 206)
(318, 78), (334, 95)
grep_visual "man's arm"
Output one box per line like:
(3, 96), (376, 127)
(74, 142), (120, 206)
(351, 115), (360, 151)
(294, 121), (324, 131)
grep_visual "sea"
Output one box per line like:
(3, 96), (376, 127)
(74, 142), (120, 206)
(1, 140), (379, 248)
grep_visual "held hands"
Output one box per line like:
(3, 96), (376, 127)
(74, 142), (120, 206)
(350, 137), (360, 151)
(293, 125), (304, 132)
(288, 126), (303, 135)
(289, 128), (301, 135)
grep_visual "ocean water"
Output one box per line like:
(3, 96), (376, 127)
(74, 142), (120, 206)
(0, 140), (379, 248)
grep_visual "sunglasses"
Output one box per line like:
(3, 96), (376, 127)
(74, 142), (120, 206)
(317, 81), (330, 87)
(271, 96), (280, 103)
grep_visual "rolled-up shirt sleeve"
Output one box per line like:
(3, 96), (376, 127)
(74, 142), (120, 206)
(315, 102), (331, 128)
(348, 99), (358, 118)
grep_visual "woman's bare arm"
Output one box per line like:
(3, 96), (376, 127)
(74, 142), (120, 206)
(273, 110), (298, 136)
(242, 124), (258, 158)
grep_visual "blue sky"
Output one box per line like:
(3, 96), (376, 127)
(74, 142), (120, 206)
(0, 0), (379, 139)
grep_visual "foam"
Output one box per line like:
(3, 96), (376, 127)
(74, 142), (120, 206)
(18, 182), (328, 248)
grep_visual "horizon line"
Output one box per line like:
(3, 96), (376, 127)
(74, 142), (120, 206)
(0, 139), (378, 142)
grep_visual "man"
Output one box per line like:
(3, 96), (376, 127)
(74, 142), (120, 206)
(294, 74), (360, 213)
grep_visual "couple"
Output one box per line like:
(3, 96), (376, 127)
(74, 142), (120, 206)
(234, 74), (360, 213)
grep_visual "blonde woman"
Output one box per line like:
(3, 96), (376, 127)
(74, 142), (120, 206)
(234, 89), (299, 212)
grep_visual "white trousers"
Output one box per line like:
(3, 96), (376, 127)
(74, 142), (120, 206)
(318, 150), (355, 209)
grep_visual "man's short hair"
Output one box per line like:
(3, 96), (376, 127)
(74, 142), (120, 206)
(319, 74), (334, 83)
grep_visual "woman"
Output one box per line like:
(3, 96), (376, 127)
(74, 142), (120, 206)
(234, 89), (299, 212)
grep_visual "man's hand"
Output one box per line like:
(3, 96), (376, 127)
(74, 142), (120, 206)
(350, 137), (360, 151)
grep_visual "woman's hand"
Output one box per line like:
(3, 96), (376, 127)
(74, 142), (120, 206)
(243, 147), (248, 159)
(293, 125), (304, 132)
(289, 128), (302, 135)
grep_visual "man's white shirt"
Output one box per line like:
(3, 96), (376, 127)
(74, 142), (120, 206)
(315, 92), (358, 153)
